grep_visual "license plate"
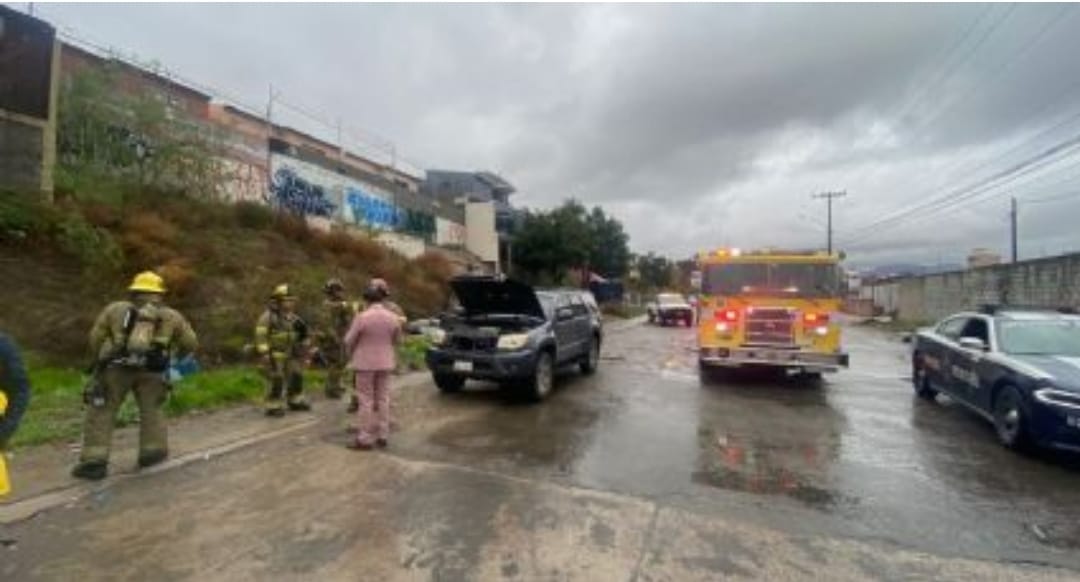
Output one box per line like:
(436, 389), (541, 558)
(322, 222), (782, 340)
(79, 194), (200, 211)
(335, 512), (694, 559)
(453, 360), (473, 373)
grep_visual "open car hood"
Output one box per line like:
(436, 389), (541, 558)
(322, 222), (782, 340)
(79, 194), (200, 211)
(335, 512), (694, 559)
(450, 276), (546, 320)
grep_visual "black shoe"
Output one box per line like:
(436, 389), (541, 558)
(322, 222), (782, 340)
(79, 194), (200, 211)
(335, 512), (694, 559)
(72, 461), (108, 481)
(346, 398), (359, 414)
(375, 439), (388, 449)
(265, 407), (286, 418)
(287, 401), (312, 412)
(138, 450), (168, 469)
(347, 441), (374, 451)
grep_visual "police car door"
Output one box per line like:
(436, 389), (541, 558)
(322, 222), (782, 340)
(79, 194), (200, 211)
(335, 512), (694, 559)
(950, 316), (992, 404)
(923, 316), (967, 395)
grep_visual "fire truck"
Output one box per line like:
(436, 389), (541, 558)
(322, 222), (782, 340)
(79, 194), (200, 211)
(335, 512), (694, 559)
(694, 248), (849, 376)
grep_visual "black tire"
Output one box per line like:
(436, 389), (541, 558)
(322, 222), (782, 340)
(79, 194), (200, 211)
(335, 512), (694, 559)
(912, 355), (938, 400)
(993, 385), (1032, 450)
(580, 337), (600, 375)
(525, 352), (555, 402)
(434, 373), (465, 393)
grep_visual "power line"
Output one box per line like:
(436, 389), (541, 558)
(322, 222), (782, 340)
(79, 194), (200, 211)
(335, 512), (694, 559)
(842, 131), (1080, 247)
(891, 3), (999, 128)
(840, 88), (1080, 245)
(825, 5), (995, 193)
(38, 6), (431, 178)
(914, 4), (1074, 133)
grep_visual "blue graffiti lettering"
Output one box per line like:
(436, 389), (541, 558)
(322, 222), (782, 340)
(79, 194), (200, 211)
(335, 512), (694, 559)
(344, 187), (436, 242)
(268, 167), (337, 218)
(346, 188), (397, 229)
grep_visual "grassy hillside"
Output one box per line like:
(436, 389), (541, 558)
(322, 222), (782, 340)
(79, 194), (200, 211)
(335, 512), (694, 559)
(1, 189), (453, 365)
(1, 189), (452, 447)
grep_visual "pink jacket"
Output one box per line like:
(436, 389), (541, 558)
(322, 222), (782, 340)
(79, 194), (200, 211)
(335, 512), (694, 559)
(344, 304), (402, 372)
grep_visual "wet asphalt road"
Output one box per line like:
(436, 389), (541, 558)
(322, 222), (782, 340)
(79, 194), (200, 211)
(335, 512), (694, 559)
(5, 319), (1080, 580)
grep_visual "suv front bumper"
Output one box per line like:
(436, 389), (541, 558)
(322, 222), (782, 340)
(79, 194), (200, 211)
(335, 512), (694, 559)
(426, 347), (538, 381)
(699, 346), (849, 372)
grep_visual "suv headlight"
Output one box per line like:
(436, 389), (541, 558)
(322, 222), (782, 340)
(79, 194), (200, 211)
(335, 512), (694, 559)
(497, 333), (530, 350)
(428, 328), (447, 345)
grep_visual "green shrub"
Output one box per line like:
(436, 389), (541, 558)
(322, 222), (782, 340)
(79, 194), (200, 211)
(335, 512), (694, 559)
(54, 210), (124, 271)
(233, 201), (275, 230)
(398, 335), (430, 372)
(0, 193), (47, 242)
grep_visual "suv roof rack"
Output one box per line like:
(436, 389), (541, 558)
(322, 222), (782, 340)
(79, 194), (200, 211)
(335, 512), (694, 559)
(978, 304), (1078, 315)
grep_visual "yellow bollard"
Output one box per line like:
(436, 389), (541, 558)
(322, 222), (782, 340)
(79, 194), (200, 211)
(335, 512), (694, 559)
(0, 391), (9, 496)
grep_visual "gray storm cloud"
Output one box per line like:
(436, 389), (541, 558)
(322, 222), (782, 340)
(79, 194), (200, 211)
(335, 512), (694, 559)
(29, 3), (1080, 265)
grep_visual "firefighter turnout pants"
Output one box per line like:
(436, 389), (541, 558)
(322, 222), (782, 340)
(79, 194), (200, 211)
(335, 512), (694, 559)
(80, 367), (169, 464)
(263, 353), (306, 412)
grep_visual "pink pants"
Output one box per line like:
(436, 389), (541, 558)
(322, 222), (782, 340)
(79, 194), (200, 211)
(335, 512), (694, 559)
(354, 370), (391, 445)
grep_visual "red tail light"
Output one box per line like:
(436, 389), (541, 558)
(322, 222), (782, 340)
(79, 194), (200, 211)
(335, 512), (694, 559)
(715, 309), (739, 322)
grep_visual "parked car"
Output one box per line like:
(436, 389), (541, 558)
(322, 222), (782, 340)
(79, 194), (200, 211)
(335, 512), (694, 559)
(646, 293), (694, 326)
(911, 306), (1080, 452)
(425, 276), (602, 401)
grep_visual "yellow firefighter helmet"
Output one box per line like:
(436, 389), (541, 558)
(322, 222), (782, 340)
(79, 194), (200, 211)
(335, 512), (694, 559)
(128, 271), (166, 294)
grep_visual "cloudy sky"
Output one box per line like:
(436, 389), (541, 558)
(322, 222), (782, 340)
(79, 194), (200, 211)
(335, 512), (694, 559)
(24, 3), (1080, 266)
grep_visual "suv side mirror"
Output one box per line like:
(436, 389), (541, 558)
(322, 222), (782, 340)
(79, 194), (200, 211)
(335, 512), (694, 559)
(958, 337), (988, 351)
(556, 307), (575, 321)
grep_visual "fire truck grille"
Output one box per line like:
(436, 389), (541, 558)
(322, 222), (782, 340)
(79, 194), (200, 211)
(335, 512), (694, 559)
(745, 308), (795, 346)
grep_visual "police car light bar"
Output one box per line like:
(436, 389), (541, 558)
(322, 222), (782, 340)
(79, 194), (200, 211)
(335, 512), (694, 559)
(978, 304), (1078, 315)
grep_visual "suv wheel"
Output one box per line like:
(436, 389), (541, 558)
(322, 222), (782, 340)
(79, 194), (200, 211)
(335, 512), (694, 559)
(580, 337), (600, 375)
(525, 352), (555, 401)
(434, 373), (465, 393)
(912, 356), (937, 400)
(994, 385), (1031, 450)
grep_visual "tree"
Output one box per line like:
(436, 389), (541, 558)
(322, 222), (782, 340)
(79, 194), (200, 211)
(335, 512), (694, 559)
(511, 199), (631, 286)
(586, 206), (630, 279)
(56, 66), (225, 201)
(636, 253), (675, 291)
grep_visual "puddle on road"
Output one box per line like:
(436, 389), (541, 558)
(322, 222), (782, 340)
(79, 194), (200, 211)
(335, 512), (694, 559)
(691, 426), (858, 511)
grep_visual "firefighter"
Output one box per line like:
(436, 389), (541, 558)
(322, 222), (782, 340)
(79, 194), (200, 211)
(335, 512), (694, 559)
(320, 278), (356, 399)
(1, 332), (31, 496)
(347, 278), (407, 413)
(255, 284), (312, 417)
(71, 272), (198, 481)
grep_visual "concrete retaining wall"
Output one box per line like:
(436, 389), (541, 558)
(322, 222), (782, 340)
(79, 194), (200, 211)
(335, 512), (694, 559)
(863, 253), (1080, 323)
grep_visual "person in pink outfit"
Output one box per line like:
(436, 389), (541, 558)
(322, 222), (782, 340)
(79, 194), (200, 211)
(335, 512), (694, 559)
(344, 281), (403, 450)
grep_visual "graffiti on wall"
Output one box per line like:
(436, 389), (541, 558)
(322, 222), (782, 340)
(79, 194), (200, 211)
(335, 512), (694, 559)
(400, 209), (436, 241)
(268, 166), (337, 218)
(436, 217), (467, 247)
(219, 158), (267, 203)
(345, 187), (398, 230)
(344, 187), (438, 242)
(264, 152), (446, 245)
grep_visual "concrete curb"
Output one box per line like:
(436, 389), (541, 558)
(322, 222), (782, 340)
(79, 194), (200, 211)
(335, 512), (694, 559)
(0, 370), (433, 525)
(0, 418), (318, 524)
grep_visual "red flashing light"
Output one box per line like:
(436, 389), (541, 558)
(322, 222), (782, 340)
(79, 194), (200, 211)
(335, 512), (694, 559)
(804, 312), (829, 325)
(715, 309), (739, 322)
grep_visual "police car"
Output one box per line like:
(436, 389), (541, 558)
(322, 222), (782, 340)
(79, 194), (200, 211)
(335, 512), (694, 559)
(911, 306), (1080, 452)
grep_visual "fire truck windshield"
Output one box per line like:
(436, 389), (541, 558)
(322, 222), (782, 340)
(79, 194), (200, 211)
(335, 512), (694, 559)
(702, 263), (839, 298)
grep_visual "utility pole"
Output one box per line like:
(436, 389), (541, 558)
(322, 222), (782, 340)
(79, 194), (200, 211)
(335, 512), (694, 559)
(1010, 196), (1018, 263)
(812, 191), (847, 255)
(265, 83), (276, 188)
